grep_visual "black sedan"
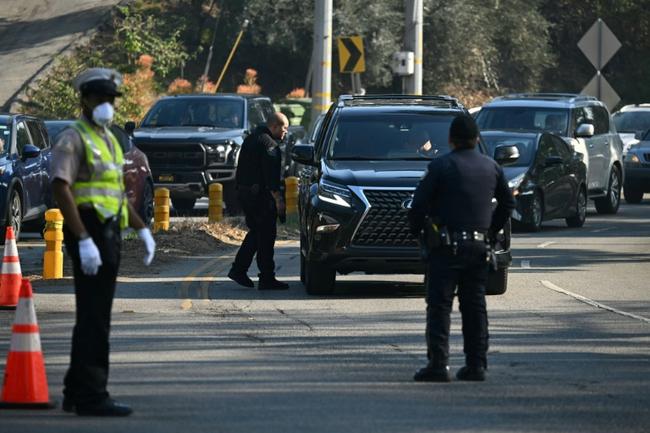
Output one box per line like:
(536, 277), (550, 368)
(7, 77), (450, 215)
(482, 131), (587, 232)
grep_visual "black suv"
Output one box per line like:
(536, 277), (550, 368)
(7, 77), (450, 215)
(291, 95), (512, 295)
(131, 94), (275, 212)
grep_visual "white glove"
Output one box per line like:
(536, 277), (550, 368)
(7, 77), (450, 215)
(137, 228), (156, 266)
(79, 237), (102, 276)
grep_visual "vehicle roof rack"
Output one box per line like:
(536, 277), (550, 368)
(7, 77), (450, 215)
(496, 93), (598, 103)
(338, 94), (463, 109)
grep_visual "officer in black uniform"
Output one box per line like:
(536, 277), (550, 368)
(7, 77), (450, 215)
(228, 112), (290, 290)
(408, 115), (515, 382)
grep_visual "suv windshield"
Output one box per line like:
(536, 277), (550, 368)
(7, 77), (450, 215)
(327, 112), (458, 160)
(0, 123), (9, 157)
(483, 135), (536, 167)
(476, 107), (570, 136)
(142, 98), (245, 128)
(612, 111), (650, 134)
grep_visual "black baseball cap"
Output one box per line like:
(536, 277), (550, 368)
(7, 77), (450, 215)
(449, 115), (479, 141)
(80, 79), (122, 97)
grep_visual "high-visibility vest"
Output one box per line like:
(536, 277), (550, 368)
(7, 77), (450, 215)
(70, 119), (128, 229)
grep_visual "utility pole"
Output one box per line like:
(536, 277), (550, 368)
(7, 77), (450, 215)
(404, 0), (422, 95)
(311, 0), (332, 124)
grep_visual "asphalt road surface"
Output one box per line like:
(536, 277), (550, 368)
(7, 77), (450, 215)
(1, 199), (649, 432)
(0, 0), (122, 108)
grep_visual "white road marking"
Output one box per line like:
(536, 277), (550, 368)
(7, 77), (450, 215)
(521, 260), (531, 269)
(541, 280), (650, 324)
(591, 227), (613, 233)
(537, 241), (556, 248)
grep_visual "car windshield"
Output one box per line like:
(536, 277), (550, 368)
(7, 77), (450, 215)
(0, 123), (10, 157)
(141, 98), (245, 128)
(612, 111), (650, 134)
(482, 135), (536, 167)
(476, 107), (570, 136)
(327, 113), (461, 160)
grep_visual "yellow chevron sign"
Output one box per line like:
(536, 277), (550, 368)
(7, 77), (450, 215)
(337, 36), (365, 73)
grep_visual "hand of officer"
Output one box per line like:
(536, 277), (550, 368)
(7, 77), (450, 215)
(79, 237), (102, 276)
(137, 228), (156, 266)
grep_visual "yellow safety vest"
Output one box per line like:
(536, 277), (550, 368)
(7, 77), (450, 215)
(70, 120), (128, 229)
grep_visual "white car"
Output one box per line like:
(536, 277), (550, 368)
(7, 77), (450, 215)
(612, 104), (650, 154)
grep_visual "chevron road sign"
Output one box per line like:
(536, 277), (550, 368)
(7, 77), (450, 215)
(337, 36), (365, 73)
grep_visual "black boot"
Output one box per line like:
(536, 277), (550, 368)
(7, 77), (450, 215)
(413, 364), (451, 382)
(258, 275), (289, 290)
(75, 399), (133, 417)
(456, 366), (486, 381)
(62, 397), (74, 413)
(228, 268), (254, 288)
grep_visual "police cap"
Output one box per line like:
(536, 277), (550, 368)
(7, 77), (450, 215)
(449, 115), (479, 141)
(73, 68), (123, 97)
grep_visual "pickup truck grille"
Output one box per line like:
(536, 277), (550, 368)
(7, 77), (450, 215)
(137, 143), (205, 170)
(353, 189), (417, 247)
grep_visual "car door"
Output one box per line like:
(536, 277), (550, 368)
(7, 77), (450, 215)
(13, 120), (44, 219)
(535, 134), (563, 217)
(550, 134), (577, 216)
(27, 119), (52, 210)
(575, 106), (607, 191)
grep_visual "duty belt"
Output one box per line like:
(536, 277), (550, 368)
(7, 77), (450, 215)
(450, 230), (487, 242)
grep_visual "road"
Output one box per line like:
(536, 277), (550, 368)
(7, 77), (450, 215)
(0, 0), (123, 108)
(0, 199), (649, 432)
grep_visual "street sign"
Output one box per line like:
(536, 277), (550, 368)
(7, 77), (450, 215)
(582, 72), (620, 111)
(578, 19), (621, 110)
(578, 19), (621, 70)
(337, 36), (365, 73)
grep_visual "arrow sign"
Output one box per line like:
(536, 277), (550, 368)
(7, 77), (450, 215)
(337, 36), (365, 73)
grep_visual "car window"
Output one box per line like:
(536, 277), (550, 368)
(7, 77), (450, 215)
(15, 121), (32, 155)
(26, 120), (47, 149)
(314, 105), (336, 160)
(476, 107), (570, 135)
(551, 135), (572, 160)
(613, 111), (650, 134)
(257, 99), (275, 120)
(247, 101), (265, 130)
(538, 135), (560, 163)
(593, 106), (610, 135)
(482, 135), (536, 167)
(0, 123), (10, 157)
(573, 106), (595, 130)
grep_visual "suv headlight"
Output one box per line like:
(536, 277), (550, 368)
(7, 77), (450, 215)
(508, 173), (525, 190)
(318, 180), (352, 208)
(625, 153), (641, 164)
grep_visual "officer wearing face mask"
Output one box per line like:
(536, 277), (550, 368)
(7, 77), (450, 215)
(50, 68), (156, 416)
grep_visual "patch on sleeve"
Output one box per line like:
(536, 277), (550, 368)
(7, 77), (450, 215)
(264, 136), (278, 156)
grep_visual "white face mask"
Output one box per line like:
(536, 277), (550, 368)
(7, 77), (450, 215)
(92, 102), (114, 127)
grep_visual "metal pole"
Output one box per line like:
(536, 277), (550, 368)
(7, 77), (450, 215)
(214, 19), (249, 93)
(311, 0), (332, 124)
(597, 18), (602, 100)
(404, 0), (423, 95)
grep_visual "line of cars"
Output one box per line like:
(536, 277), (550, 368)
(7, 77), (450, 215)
(0, 112), (154, 242)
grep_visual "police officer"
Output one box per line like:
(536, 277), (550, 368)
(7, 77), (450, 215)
(51, 68), (156, 415)
(227, 112), (290, 290)
(408, 115), (515, 382)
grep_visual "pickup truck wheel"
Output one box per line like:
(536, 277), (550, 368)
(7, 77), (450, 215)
(304, 258), (335, 295)
(171, 197), (196, 212)
(486, 267), (508, 296)
(624, 186), (643, 204)
(595, 166), (621, 214)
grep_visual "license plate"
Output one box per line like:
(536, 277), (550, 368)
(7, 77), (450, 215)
(158, 174), (174, 182)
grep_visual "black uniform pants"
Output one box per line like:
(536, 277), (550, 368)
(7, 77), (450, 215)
(425, 241), (489, 369)
(63, 209), (121, 406)
(232, 190), (277, 279)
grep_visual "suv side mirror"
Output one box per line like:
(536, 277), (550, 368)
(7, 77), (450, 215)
(494, 145), (520, 165)
(22, 144), (41, 160)
(544, 156), (563, 167)
(575, 123), (594, 138)
(124, 121), (136, 136)
(291, 144), (317, 166)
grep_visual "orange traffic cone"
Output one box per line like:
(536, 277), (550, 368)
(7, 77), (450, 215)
(0, 279), (55, 409)
(0, 227), (22, 310)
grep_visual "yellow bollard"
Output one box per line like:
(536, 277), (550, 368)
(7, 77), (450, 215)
(154, 188), (170, 232)
(43, 209), (64, 279)
(208, 183), (223, 223)
(285, 177), (299, 215)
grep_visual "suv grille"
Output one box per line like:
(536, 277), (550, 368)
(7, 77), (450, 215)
(138, 143), (205, 170)
(353, 190), (417, 247)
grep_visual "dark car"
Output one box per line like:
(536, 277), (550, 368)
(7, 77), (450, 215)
(0, 114), (52, 240)
(45, 120), (155, 225)
(131, 94), (276, 212)
(291, 95), (516, 296)
(482, 131), (587, 232)
(622, 129), (650, 203)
